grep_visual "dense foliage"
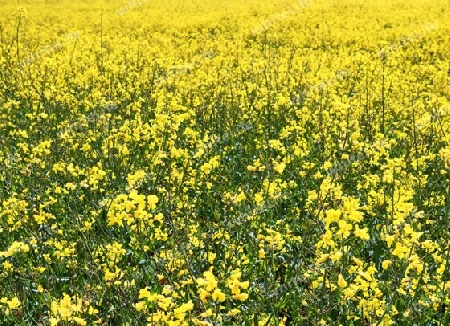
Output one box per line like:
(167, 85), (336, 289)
(0, 0), (449, 324)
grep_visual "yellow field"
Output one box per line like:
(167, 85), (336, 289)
(1, 0), (450, 324)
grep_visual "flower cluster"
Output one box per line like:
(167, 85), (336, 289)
(0, 0), (449, 324)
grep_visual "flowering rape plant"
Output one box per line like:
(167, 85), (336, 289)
(0, 0), (449, 324)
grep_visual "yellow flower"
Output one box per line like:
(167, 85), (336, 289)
(64, 182), (76, 190)
(147, 195), (159, 210)
(322, 230), (336, 248)
(73, 317), (87, 325)
(200, 308), (214, 318)
(354, 224), (370, 240)
(232, 293), (248, 301)
(50, 317), (59, 326)
(381, 260), (392, 270)
(337, 274), (347, 288)
(239, 281), (250, 290)
(174, 300), (194, 319)
(258, 248), (265, 258)
(198, 288), (210, 303)
(201, 267), (218, 292)
(134, 301), (147, 312)
(156, 295), (172, 311)
(247, 165), (257, 171)
(337, 219), (352, 239)
(325, 209), (341, 226)
(330, 251), (343, 262)
(7, 297), (20, 310)
(227, 308), (241, 316)
(316, 253), (330, 265)
(392, 242), (409, 259)
(274, 162), (286, 174)
(385, 234), (395, 248)
(211, 289), (226, 302)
